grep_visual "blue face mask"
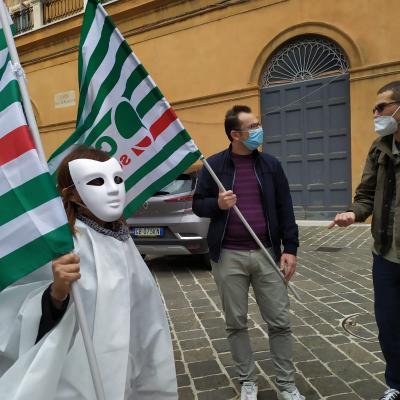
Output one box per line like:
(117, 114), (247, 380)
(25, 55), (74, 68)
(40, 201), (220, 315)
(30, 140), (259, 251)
(242, 127), (264, 150)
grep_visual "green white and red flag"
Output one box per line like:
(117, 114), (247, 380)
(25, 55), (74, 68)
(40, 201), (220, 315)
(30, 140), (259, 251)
(48, 0), (201, 217)
(0, 9), (73, 291)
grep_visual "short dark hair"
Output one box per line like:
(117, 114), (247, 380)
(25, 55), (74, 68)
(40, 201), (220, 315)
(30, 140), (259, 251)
(224, 105), (252, 141)
(378, 81), (400, 101)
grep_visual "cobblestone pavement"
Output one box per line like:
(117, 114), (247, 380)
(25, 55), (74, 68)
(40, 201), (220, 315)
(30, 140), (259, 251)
(148, 225), (386, 400)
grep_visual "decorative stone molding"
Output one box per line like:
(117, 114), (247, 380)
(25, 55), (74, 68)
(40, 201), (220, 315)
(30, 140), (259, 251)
(31, 0), (43, 30)
(249, 22), (363, 86)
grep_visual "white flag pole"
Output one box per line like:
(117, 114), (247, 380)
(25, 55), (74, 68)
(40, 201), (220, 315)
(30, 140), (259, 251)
(200, 156), (302, 302)
(0, 2), (106, 399)
(0, 0), (45, 164)
(70, 283), (106, 400)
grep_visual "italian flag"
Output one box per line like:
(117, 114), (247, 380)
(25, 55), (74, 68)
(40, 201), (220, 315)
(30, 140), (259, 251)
(0, 10), (73, 290)
(48, 0), (201, 217)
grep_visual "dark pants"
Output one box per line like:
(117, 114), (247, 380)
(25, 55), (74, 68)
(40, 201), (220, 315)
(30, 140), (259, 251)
(373, 254), (400, 390)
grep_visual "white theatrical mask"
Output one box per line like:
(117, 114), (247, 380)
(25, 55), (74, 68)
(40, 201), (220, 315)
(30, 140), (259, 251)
(68, 157), (126, 222)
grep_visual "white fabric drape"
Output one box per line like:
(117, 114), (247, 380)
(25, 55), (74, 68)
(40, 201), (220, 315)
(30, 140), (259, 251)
(0, 220), (177, 400)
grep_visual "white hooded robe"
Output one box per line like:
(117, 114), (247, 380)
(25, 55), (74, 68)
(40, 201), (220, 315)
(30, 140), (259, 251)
(0, 219), (178, 400)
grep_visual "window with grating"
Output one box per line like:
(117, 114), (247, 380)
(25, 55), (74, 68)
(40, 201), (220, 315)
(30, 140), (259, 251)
(261, 36), (349, 88)
(12, 5), (34, 35)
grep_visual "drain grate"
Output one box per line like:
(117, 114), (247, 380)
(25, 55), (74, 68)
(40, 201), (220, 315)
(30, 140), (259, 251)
(341, 314), (378, 342)
(315, 246), (343, 252)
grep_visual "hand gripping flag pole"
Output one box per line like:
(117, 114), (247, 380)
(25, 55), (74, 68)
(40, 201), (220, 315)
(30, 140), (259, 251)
(0, 2), (106, 399)
(200, 156), (302, 302)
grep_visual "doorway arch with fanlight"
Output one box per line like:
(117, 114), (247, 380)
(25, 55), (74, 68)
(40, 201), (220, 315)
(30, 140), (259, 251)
(260, 35), (351, 219)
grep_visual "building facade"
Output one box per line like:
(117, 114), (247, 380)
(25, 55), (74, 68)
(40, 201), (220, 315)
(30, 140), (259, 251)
(7, 0), (400, 218)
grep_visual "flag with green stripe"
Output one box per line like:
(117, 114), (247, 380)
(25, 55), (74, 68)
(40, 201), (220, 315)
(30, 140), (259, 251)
(48, 0), (201, 217)
(0, 8), (74, 291)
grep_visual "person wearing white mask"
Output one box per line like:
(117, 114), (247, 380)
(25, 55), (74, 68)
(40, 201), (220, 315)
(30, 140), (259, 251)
(329, 81), (400, 400)
(0, 146), (178, 400)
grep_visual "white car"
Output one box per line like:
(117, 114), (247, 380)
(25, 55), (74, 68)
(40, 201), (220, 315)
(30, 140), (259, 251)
(127, 169), (211, 268)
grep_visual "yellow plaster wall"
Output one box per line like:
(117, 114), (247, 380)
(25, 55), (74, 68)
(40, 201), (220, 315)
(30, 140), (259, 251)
(24, 55), (79, 155)
(13, 0), (400, 194)
(6, 0), (21, 8)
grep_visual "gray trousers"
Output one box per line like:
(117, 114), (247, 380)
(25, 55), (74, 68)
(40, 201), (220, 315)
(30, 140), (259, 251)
(211, 248), (295, 392)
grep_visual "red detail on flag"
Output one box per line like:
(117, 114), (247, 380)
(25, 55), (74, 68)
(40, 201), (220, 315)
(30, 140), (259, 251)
(150, 108), (177, 141)
(131, 135), (152, 157)
(0, 125), (35, 166)
(134, 136), (152, 148)
(131, 148), (144, 156)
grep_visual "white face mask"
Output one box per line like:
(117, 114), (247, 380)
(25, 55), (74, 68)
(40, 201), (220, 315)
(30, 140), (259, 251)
(374, 105), (400, 137)
(69, 158), (126, 222)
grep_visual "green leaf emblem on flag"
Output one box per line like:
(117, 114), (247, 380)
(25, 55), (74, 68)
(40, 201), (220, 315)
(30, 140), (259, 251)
(114, 100), (144, 140)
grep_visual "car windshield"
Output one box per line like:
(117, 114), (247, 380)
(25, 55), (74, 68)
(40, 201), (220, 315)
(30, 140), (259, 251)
(153, 174), (193, 196)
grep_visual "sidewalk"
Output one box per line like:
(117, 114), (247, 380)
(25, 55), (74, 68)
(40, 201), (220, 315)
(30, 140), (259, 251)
(150, 225), (385, 399)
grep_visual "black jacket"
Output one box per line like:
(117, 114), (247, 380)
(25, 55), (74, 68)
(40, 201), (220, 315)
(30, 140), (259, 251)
(35, 285), (69, 343)
(192, 147), (299, 262)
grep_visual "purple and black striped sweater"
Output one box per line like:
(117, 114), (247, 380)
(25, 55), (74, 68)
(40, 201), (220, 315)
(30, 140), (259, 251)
(223, 153), (270, 250)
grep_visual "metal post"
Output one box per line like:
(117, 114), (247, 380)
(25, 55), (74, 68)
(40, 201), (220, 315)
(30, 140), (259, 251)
(201, 157), (302, 302)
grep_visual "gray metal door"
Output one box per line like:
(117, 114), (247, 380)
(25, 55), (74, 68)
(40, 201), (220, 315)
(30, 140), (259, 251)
(260, 74), (351, 219)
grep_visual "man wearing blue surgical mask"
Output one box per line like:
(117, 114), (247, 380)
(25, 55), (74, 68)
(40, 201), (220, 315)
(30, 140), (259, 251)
(193, 105), (303, 400)
(329, 81), (400, 400)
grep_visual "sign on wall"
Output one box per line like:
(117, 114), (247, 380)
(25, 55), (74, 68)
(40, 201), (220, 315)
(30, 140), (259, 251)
(54, 90), (76, 108)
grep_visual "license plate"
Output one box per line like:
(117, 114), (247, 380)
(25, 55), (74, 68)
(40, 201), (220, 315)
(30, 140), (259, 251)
(132, 227), (164, 237)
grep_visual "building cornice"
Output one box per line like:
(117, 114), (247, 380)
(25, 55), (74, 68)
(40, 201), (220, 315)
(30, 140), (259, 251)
(16, 0), (288, 66)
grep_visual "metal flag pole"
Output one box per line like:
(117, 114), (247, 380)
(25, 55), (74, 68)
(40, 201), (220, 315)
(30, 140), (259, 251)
(0, 1), (45, 164)
(0, 2), (106, 399)
(200, 156), (302, 302)
(70, 283), (106, 400)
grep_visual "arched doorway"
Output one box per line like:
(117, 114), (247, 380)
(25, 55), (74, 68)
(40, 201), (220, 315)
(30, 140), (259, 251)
(260, 35), (351, 220)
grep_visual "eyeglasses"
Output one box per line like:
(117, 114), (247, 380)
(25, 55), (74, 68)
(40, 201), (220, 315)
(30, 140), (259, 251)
(372, 101), (400, 114)
(235, 122), (261, 132)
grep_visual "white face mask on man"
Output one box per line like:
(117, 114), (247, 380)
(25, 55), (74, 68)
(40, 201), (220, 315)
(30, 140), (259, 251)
(69, 158), (126, 222)
(374, 105), (400, 137)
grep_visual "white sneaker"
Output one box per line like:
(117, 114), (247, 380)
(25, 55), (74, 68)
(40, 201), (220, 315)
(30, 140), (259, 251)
(241, 381), (258, 400)
(379, 389), (400, 400)
(278, 387), (305, 400)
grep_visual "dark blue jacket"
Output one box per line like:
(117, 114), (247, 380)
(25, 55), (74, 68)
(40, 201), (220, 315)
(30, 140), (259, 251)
(192, 147), (299, 262)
